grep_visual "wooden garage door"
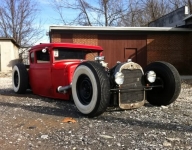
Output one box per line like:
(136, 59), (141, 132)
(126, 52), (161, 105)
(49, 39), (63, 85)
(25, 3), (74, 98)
(124, 48), (137, 62)
(98, 35), (147, 68)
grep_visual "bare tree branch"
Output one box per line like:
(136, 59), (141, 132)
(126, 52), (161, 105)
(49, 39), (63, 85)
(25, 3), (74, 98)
(51, 0), (128, 26)
(0, 0), (43, 47)
(50, 0), (192, 27)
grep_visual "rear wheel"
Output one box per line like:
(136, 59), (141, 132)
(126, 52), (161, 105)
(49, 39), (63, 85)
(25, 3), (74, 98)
(72, 61), (110, 117)
(12, 63), (28, 94)
(145, 61), (181, 106)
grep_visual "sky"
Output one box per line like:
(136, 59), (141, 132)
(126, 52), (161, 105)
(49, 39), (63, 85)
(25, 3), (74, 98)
(36, 1), (55, 43)
(36, 0), (77, 44)
(36, 0), (100, 44)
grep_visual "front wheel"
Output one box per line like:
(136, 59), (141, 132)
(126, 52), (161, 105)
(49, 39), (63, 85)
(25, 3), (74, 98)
(144, 61), (181, 106)
(72, 61), (110, 117)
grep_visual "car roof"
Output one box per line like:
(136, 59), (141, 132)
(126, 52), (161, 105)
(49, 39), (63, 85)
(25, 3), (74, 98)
(30, 43), (103, 52)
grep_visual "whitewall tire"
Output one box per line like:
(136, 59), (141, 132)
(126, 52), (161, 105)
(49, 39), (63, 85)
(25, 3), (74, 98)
(12, 63), (28, 94)
(72, 61), (110, 117)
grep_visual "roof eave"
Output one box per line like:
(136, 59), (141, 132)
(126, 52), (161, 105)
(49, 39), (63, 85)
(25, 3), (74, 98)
(0, 38), (20, 48)
(49, 26), (192, 32)
(183, 14), (192, 21)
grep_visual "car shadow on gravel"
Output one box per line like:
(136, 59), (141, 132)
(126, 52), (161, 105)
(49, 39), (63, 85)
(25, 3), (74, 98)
(0, 89), (81, 118)
(0, 89), (38, 97)
(0, 100), (81, 118)
(97, 115), (192, 133)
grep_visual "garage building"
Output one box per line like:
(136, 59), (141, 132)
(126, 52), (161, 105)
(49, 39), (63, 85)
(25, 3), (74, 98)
(0, 38), (19, 72)
(49, 26), (192, 75)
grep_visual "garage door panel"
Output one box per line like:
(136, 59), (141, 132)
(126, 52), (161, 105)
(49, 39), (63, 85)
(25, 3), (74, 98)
(98, 35), (147, 68)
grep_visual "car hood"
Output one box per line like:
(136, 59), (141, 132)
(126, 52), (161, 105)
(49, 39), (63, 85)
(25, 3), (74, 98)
(52, 60), (86, 69)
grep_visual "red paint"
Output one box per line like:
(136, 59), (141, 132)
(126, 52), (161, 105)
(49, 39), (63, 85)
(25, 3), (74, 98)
(28, 43), (103, 100)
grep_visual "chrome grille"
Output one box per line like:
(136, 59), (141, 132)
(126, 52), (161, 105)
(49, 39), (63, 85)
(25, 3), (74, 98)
(120, 69), (144, 104)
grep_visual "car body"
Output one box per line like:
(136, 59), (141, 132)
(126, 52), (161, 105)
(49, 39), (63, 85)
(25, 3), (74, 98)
(12, 43), (181, 117)
(28, 43), (102, 100)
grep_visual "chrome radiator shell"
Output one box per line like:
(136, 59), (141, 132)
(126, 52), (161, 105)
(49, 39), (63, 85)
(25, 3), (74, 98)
(117, 62), (145, 109)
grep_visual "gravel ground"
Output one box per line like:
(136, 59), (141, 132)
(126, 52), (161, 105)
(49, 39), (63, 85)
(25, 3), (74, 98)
(0, 74), (192, 150)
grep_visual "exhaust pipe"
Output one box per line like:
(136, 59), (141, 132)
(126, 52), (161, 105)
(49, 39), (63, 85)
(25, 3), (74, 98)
(57, 83), (72, 93)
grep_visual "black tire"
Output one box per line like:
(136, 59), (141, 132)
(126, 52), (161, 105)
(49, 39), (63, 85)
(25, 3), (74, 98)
(144, 61), (181, 106)
(12, 63), (28, 94)
(72, 61), (110, 117)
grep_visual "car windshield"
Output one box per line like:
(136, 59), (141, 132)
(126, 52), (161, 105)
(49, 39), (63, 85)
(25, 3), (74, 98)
(53, 48), (99, 61)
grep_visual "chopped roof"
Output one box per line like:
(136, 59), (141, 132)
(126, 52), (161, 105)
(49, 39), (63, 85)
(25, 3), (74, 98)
(30, 43), (103, 51)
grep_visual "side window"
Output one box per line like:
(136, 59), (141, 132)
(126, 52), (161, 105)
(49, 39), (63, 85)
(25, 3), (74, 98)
(30, 52), (35, 63)
(36, 49), (50, 63)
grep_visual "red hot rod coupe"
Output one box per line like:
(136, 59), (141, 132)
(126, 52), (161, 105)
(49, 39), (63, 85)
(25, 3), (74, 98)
(12, 43), (181, 117)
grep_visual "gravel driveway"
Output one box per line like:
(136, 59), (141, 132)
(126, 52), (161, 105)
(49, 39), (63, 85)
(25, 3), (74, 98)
(0, 75), (192, 150)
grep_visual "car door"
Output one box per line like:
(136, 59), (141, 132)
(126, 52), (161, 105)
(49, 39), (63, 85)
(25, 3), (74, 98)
(29, 49), (53, 97)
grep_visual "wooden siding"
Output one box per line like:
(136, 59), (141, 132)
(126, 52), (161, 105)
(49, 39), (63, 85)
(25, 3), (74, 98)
(98, 35), (147, 68)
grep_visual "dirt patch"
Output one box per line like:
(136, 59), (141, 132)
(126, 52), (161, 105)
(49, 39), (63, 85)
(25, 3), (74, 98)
(0, 71), (12, 78)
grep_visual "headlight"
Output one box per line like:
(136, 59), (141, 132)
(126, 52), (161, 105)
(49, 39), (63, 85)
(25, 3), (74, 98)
(95, 56), (105, 61)
(115, 72), (124, 85)
(146, 71), (156, 83)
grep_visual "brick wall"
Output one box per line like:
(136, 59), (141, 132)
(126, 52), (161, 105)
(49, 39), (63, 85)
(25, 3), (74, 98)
(51, 33), (98, 45)
(147, 33), (192, 74)
(73, 34), (98, 45)
(52, 33), (61, 43)
(73, 34), (98, 60)
(51, 33), (98, 60)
